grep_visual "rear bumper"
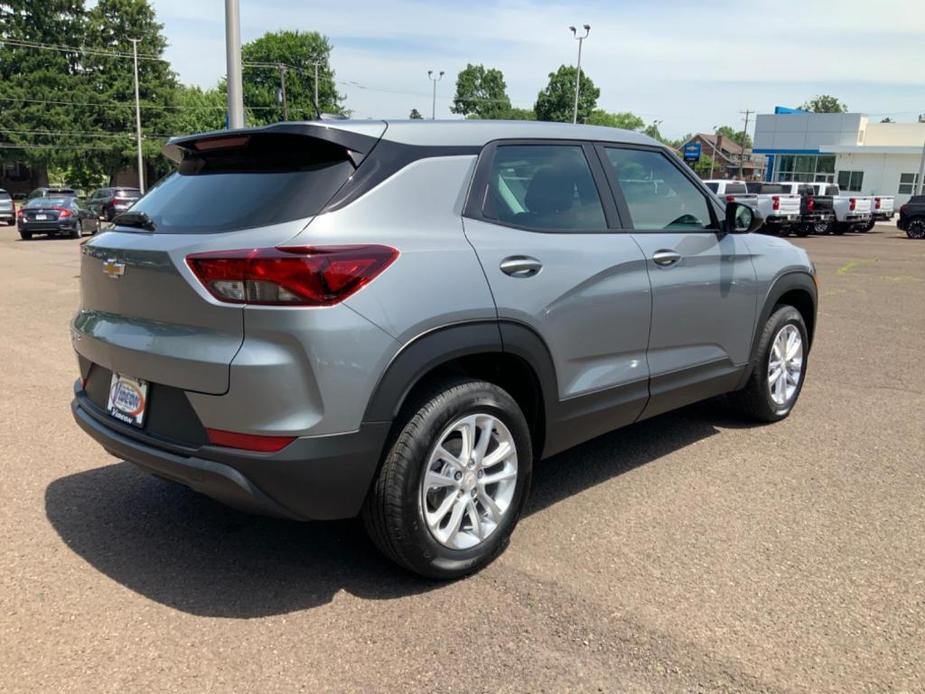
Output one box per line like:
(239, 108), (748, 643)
(765, 215), (800, 226)
(842, 213), (872, 223)
(71, 385), (390, 521)
(872, 212), (893, 221)
(19, 220), (76, 232)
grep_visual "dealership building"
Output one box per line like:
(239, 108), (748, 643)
(754, 108), (925, 204)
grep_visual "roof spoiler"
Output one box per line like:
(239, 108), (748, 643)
(162, 121), (385, 167)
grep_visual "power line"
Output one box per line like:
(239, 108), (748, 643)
(0, 95), (276, 111)
(1, 129), (172, 139)
(0, 38), (166, 62)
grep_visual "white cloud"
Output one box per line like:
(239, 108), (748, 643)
(153, 0), (925, 136)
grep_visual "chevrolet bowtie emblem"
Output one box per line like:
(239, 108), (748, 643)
(102, 258), (125, 279)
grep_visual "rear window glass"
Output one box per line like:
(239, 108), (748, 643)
(26, 197), (70, 208)
(758, 184), (786, 194)
(0, 191), (11, 201)
(129, 134), (354, 234)
(114, 189), (141, 198)
(724, 183), (746, 195)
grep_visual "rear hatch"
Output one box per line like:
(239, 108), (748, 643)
(73, 123), (386, 395)
(23, 198), (70, 223)
(776, 194), (801, 217)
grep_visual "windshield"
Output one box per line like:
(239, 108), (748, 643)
(26, 197), (70, 208)
(129, 133), (354, 234)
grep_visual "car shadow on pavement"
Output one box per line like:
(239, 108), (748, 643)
(45, 400), (735, 618)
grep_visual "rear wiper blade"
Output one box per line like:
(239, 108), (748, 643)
(112, 210), (156, 231)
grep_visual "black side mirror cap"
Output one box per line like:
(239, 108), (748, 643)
(724, 201), (764, 234)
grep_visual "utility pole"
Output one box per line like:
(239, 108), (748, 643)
(277, 64), (288, 120)
(739, 109), (752, 180)
(224, 0), (244, 128)
(709, 125), (719, 179)
(128, 38), (144, 194)
(917, 139), (925, 195)
(569, 24), (591, 124)
(313, 61), (321, 113)
(427, 70), (444, 120)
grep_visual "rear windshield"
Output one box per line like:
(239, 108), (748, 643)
(129, 133), (354, 234)
(114, 189), (141, 198)
(26, 197), (70, 208)
(724, 183), (747, 195)
(0, 191), (10, 201)
(757, 184), (786, 194)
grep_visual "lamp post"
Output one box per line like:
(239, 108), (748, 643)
(569, 24), (590, 124)
(128, 38), (144, 193)
(427, 70), (444, 120)
(708, 126), (721, 179)
(224, 0), (244, 128)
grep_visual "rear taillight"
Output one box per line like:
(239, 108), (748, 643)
(206, 428), (295, 452)
(55, 207), (71, 218)
(186, 245), (399, 306)
(725, 194), (735, 203)
(849, 198), (856, 211)
(807, 197), (815, 212)
(772, 195), (780, 211)
(874, 197), (881, 210)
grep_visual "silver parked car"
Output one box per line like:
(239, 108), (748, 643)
(71, 120), (817, 579)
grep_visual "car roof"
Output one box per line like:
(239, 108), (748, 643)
(167, 118), (662, 154)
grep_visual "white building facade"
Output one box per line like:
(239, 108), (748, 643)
(754, 110), (925, 205)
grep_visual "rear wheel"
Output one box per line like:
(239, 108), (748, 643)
(832, 223), (847, 235)
(730, 305), (808, 423)
(69, 225), (81, 239)
(363, 379), (532, 580)
(795, 224), (811, 238)
(813, 218), (832, 235)
(19, 230), (32, 240)
(907, 219), (925, 239)
(859, 220), (875, 232)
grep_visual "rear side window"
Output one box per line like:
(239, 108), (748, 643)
(604, 148), (714, 230)
(130, 133), (354, 234)
(705, 182), (719, 193)
(483, 145), (606, 231)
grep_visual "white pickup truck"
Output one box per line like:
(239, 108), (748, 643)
(870, 195), (895, 226)
(810, 183), (873, 234)
(703, 180), (801, 235)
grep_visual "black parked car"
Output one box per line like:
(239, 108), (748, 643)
(17, 196), (98, 239)
(897, 196), (925, 239)
(86, 187), (142, 221)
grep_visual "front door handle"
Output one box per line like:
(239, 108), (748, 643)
(652, 249), (682, 267)
(500, 256), (543, 278)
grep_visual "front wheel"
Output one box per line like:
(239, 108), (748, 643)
(363, 379), (533, 580)
(730, 305), (808, 423)
(907, 219), (925, 239)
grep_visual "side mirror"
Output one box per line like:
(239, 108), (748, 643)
(724, 201), (763, 234)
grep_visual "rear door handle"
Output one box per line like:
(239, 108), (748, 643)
(652, 249), (682, 267)
(500, 256), (543, 278)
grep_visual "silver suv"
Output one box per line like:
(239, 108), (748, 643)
(71, 121), (816, 579)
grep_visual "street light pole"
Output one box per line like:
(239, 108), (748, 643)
(709, 126), (720, 179)
(314, 62), (320, 112)
(277, 64), (288, 120)
(128, 38), (144, 194)
(427, 70), (444, 120)
(917, 139), (925, 195)
(224, 0), (244, 128)
(569, 24), (590, 124)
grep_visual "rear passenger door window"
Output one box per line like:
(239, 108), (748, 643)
(601, 147), (715, 231)
(483, 145), (607, 231)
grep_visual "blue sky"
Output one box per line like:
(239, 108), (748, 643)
(151, 0), (925, 138)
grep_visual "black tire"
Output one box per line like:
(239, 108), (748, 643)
(907, 218), (925, 240)
(814, 218), (833, 235)
(19, 230), (32, 240)
(859, 220), (875, 232)
(795, 224), (811, 238)
(362, 379), (533, 580)
(832, 223), (847, 235)
(729, 305), (809, 423)
(69, 226), (81, 239)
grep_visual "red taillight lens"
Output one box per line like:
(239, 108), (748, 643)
(725, 194), (735, 203)
(55, 207), (71, 218)
(849, 198), (856, 211)
(772, 195), (780, 211)
(807, 197), (815, 212)
(874, 197), (881, 210)
(186, 245), (399, 306)
(206, 428), (295, 452)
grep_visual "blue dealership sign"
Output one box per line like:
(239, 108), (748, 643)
(683, 142), (701, 162)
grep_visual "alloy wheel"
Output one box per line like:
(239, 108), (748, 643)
(768, 324), (803, 406)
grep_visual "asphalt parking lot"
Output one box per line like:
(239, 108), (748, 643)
(1, 224), (923, 692)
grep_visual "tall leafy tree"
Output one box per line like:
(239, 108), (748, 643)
(82, 0), (179, 182)
(800, 95), (848, 113)
(534, 65), (599, 124)
(587, 110), (644, 130)
(716, 125), (752, 149)
(409, 108), (424, 119)
(450, 64), (511, 120)
(171, 85), (227, 135)
(503, 107), (536, 121)
(0, 0), (89, 182)
(241, 31), (343, 124)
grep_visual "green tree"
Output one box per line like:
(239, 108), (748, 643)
(800, 95), (848, 113)
(450, 64), (511, 120)
(241, 31), (343, 124)
(171, 85), (227, 135)
(0, 0), (89, 182)
(715, 125), (752, 149)
(409, 108), (424, 120)
(587, 110), (644, 130)
(82, 0), (180, 182)
(534, 65), (599, 123)
(502, 107), (536, 120)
